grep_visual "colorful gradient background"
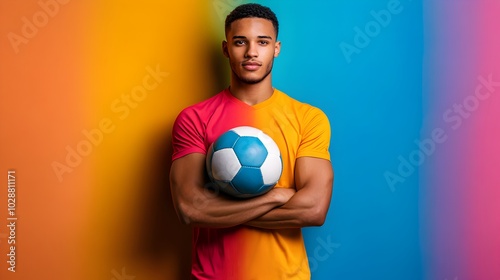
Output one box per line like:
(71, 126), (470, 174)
(0, 0), (499, 279)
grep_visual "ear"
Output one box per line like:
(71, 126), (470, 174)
(274, 41), (281, 58)
(222, 41), (229, 58)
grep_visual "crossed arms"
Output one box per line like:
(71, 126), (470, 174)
(169, 153), (333, 229)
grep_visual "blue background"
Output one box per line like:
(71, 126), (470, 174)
(260, 1), (424, 279)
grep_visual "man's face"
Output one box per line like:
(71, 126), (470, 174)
(223, 17), (280, 84)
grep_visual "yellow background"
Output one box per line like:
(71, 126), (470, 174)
(0, 0), (242, 279)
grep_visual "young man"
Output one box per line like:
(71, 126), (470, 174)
(170, 3), (333, 279)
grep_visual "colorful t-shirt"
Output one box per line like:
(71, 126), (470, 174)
(172, 88), (331, 280)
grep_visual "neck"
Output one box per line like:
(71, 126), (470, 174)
(229, 74), (274, 106)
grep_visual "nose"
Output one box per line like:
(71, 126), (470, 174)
(244, 41), (258, 58)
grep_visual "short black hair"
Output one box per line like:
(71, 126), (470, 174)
(225, 3), (279, 38)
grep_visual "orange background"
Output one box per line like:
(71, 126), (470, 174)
(0, 1), (237, 279)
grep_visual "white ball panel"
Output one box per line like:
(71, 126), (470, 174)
(258, 133), (281, 155)
(211, 149), (241, 181)
(260, 154), (282, 185)
(230, 126), (262, 137)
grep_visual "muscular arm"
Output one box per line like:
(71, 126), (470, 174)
(245, 157), (334, 229)
(169, 153), (294, 228)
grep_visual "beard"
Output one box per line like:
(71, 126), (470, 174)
(230, 59), (274, 85)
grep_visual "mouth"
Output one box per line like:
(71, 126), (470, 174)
(242, 61), (262, 71)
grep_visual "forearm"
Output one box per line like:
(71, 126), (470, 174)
(179, 187), (286, 228)
(246, 182), (331, 229)
(171, 153), (299, 228)
(245, 207), (310, 229)
(245, 187), (327, 229)
(246, 157), (334, 229)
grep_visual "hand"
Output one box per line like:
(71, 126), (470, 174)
(268, 187), (296, 205)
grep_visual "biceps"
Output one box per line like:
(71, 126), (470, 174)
(295, 157), (333, 196)
(291, 157), (333, 225)
(170, 154), (207, 202)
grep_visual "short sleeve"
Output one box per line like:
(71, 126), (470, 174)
(171, 108), (206, 161)
(296, 107), (331, 161)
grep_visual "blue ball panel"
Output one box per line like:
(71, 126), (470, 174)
(256, 183), (276, 195)
(232, 167), (264, 194)
(214, 131), (240, 150)
(233, 137), (268, 167)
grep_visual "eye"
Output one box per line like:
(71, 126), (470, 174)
(234, 40), (245, 46)
(259, 41), (269, 45)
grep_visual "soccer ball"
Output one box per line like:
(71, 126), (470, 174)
(206, 126), (282, 198)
